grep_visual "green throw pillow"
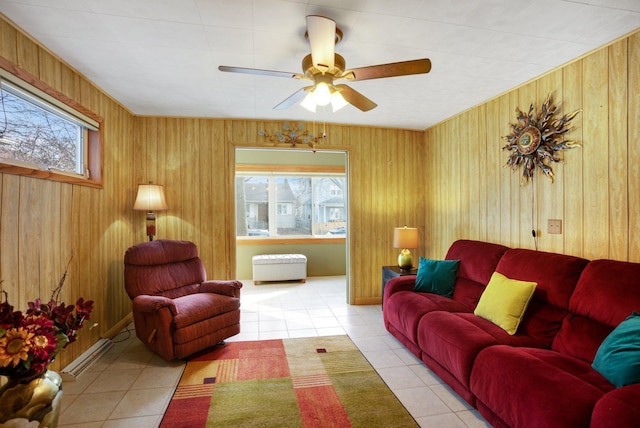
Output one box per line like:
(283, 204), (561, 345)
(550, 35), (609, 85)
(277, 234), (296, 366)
(592, 311), (640, 388)
(414, 257), (460, 298)
(474, 272), (537, 335)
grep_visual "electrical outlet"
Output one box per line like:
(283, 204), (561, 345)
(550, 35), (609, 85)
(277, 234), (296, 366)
(548, 219), (563, 235)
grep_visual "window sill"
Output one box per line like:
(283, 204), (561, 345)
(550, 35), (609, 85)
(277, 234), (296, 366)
(236, 236), (346, 245)
(0, 162), (102, 188)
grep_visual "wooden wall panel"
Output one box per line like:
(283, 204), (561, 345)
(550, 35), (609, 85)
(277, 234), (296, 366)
(582, 48), (610, 260)
(630, 32), (640, 262)
(608, 40), (628, 261)
(562, 61), (584, 257)
(425, 30), (640, 265)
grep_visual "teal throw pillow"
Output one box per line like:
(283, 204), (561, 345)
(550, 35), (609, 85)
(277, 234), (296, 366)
(592, 311), (640, 388)
(414, 257), (460, 298)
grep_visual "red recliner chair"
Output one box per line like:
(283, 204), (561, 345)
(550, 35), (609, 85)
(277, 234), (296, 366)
(124, 239), (242, 360)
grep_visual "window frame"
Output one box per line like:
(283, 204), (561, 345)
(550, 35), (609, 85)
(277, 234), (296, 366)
(0, 58), (103, 188)
(235, 163), (347, 244)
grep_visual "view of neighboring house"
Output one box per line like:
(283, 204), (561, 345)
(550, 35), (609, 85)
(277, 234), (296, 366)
(238, 175), (346, 237)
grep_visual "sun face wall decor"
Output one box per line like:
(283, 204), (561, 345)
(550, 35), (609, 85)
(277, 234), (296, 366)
(502, 93), (581, 184)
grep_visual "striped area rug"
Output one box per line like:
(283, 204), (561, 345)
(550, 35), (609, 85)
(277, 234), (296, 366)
(160, 335), (417, 427)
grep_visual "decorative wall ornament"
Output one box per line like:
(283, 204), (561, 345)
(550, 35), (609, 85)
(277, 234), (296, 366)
(258, 123), (325, 152)
(502, 93), (581, 184)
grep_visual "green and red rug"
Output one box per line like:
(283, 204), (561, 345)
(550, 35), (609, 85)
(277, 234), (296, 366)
(160, 335), (417, 427)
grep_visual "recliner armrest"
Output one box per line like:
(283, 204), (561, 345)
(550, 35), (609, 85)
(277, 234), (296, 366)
(133, 295), (178, 316)
(591, 383), (640, 427)
(384, 275), (417, 302)
(201, 280), (243, 298)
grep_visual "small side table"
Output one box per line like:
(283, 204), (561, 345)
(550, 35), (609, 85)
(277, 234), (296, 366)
(382, 265), (417, 308)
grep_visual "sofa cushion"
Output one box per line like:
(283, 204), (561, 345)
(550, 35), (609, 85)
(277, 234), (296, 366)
(414, 257), (460, 297)
(385, 290), (471, 346)
(417, 311), (545, 394)
(592, 312), (640, 388)
(553, 259), (640, 362)
(474, 272), (536, 335)
(124, 240), (206, 299)
(445, 240), (510, 308)
(172, 293), (241, 330)
(471, 345), (614, 428)
(591, 383), (640, 428)
(495, 248), (588, 345)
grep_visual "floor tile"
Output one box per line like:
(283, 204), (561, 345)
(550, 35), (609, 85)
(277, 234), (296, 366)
(109, 387), (174, 419)
(416, 412), (468, 428)
(393, 386), (452, 418)
(59, 391), (125, 424)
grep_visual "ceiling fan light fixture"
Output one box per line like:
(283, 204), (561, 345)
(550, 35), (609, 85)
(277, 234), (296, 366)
(301, 92), (317, 112)
(312, 81), (332, 106)
(331, 91), (348, 112)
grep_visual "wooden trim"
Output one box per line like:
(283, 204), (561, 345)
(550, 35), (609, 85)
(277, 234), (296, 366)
(355, 297), (382, 305)
(102, 313), (133, 339)
(237, 236), (346, 245)
(235, 164), (345, 174)
(0, 56), (102, 124)
(0, 56), (104, 188)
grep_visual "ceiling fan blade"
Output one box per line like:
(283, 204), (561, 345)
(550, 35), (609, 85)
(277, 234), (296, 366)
(218, 65), (304, 79)
(342, 58), (432, 81)
(273, 87), (312, 110)
(306, 15), (335, 72)
(335, 84), (377, 112)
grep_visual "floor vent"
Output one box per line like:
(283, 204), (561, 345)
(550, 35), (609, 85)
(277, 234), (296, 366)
(61, 338), (114, 382)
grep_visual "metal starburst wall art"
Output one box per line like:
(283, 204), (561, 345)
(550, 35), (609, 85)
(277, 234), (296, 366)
(258, 123), (325, 152)
(502, 93), (581, 184)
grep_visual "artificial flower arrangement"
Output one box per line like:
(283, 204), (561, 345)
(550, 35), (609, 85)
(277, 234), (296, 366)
(0, 257), (94, 379)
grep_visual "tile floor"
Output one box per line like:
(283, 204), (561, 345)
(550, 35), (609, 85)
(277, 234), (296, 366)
(58, 276), (490, 427)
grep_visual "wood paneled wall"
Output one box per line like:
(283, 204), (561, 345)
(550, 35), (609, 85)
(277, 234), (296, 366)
(424, 30), (640, 263)
(0, 16), (137, 370)
(134, 118), (426, 304)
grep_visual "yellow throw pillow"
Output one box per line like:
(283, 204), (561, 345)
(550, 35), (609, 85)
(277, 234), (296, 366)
(474, 272), (537, 335)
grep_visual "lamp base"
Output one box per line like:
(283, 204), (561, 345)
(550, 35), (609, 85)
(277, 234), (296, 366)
(146, 212), (156, 241)
(397, 249), (413, 271)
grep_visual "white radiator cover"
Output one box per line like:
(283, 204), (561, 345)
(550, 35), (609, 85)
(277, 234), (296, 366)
(61, 338), (113, 382)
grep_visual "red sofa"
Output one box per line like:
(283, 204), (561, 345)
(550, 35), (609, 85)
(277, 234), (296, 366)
(383, 239), (640, 427)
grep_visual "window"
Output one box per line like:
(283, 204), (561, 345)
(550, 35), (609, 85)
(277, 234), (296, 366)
(0, 64), (102, 187)
(236, 173), (347, 238)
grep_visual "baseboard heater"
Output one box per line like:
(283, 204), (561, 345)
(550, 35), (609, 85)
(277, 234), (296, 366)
(61, 338), (114, 382)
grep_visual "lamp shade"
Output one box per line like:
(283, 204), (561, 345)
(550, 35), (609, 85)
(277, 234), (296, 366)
(133, 184), (168, 212)
(393, 227), (419, 249)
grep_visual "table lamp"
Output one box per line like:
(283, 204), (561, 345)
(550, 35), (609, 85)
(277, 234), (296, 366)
(393, 226), (419, 271)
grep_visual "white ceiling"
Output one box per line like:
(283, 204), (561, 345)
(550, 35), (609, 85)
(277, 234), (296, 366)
(0, 0), (638, 130)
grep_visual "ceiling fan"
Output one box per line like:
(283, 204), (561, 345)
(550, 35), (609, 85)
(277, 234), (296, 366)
(218, 15), (432, 112)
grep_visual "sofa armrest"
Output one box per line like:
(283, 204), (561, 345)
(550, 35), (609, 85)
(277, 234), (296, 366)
(384, 275), (417, 302)
(591, 383), (640, 427)
(132, 295), (178, 316)
(201, 280), (243, 298)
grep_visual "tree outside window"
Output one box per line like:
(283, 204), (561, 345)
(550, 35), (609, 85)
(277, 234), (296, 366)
(0, 82), (87, 175)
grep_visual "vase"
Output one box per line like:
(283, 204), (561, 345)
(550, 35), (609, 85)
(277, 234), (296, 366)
(0, 370), (63, 428)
